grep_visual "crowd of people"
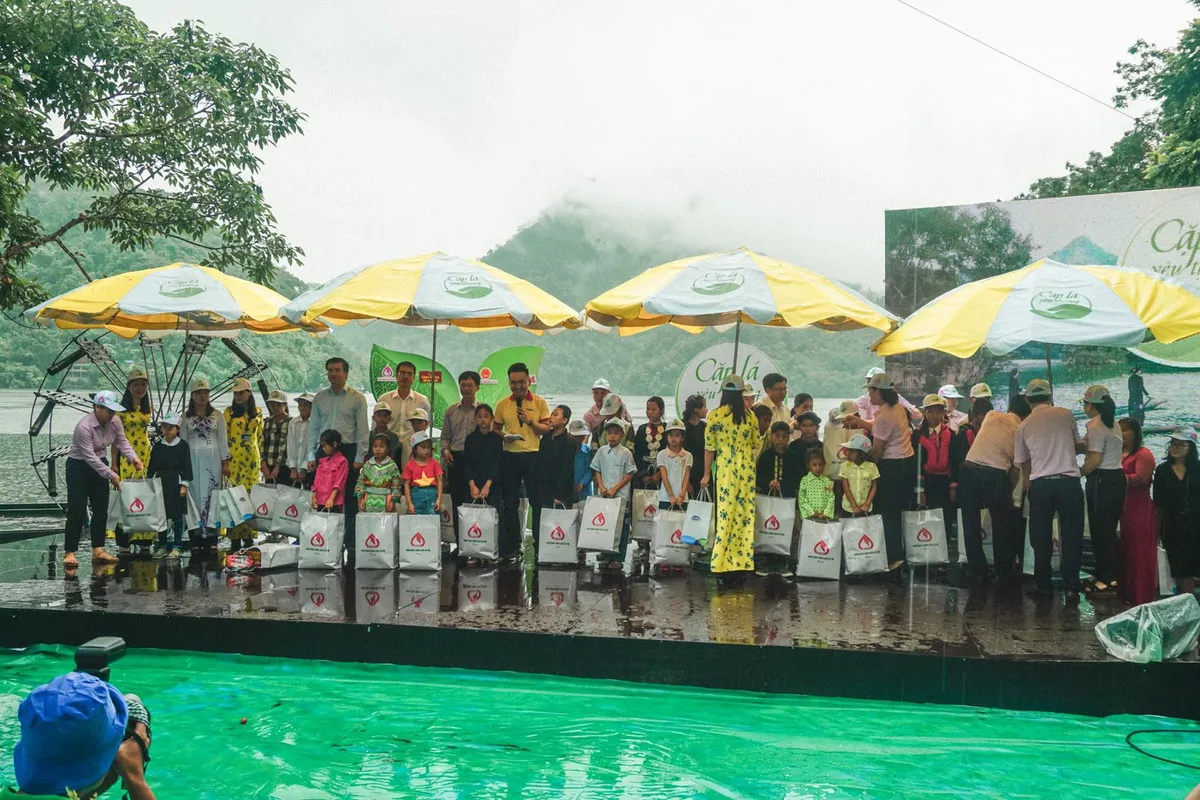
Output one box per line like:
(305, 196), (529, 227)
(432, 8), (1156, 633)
(61, 358), (1195, 601)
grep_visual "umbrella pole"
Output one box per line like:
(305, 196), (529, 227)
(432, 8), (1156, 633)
(1044, 342), (1053, 390)
(732, 318), (742, 375)
(427, 321), (436, 402)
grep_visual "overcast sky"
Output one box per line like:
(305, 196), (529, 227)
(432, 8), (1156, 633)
(129, 0), (1194, 289)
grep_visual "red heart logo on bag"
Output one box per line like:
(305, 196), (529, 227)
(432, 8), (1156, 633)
(670, 529), (683, 544)
(857, 534), (874, 551)
(764, 515), (780, 531)
(257, 503), (269, 515)
(814, 539), (830, 555)
(442, 508), (451, 523)
(410, 532), (426, 548)
(286, 587), (298, 597)
(916, 528), (932, 543)
(550, 526), (565, 541)
(285, 504), (299, 518)
(365, 591), (381, 606)
(592, 513), (606, 526)
(413, 597), (423, 608)
(466, 524), (482, 539)
(467, 589), (482, 604)
(129, 498), (144, 513)
(365, 533), (381, 549)
(550, 591), (564, 607)
(311, 532), (325, 547)
(644, 505), (656, 517)
(310, 592), (325, 607)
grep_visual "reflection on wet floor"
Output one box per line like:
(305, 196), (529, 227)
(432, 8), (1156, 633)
(0, 533), (1159, 662)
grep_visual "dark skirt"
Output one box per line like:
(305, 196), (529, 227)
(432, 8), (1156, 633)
(1161, 513), (1200, 578)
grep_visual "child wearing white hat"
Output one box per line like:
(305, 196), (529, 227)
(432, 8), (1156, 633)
(838, 433), (879, 515)
(147, 412), (192, 559)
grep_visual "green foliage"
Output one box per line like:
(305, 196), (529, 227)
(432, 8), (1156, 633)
(0, 0), (304, 308)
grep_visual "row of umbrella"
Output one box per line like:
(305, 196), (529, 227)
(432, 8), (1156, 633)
(25, 251), (1200, 380)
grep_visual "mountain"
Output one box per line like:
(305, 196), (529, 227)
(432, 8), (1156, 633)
(352, 202), (884, 397)
(1047, 236), (1118, 266)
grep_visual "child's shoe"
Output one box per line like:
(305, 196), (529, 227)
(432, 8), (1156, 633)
(151, 547), (169, 560)
(167, 548), (182, 559)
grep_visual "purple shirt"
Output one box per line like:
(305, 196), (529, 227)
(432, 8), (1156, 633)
(68, 412), (137, 480)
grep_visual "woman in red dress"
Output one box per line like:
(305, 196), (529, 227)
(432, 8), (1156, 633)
(1119, 417), (1158, 606)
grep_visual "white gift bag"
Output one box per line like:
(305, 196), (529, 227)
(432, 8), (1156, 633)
(398, 570), (441, 613)
(538, 505), (580, 565)
(458, 503), (500, 561)
(797, 519), (842, 580)
(119, 478), (167, 534)
(439, 504), (456, 544)
(249, 483), (278, 532)
(298, 511), (345, 570)
(459, 568), (498, 611)
(270, 485), (305, 537)
(956, 508), (995, 565)
(1023, 515), (1062, 576)
(397, 514), (441, 571)
(299, 571), (344, 618)
(219, 483), (255, 527)
(651, 507), (690, 567)
(754, 493), (795, 556)
(841, 515), (888, 575)
(225, 542), (299, 571)
(631, 489), (659, 542)
(356, 570), (398, 624)
(538, 568), (579, 609)
(578, 496), (624, 551)
(1158, 546), (1176, 597)
(356, 512), (399, 570)
(903, 508), (949, 565)
(681, 489), (715, 546)
(183, 491), (203, 532)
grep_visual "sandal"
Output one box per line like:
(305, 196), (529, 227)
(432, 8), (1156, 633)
(63, 552), (79, 568)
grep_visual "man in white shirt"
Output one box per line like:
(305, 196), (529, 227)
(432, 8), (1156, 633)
(760, 373), (792, 427)
(1013, 379), (1087, 598)
(306, 358), (369, 565)
(286, 392), (313, 487)
(379, 360), (431, 456)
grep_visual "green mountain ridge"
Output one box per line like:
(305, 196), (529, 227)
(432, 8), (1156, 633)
(1047, 236), (1118, 266)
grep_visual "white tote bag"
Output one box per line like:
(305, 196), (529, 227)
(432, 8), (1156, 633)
(356, 512), (399, 570)
(754, 493), (795, 556)
(457, 502), (500, 561)
(119, 477), (167, 534)
(217, 483), (255, 528)
(578, 495), (624, 551)
(250, 483), (278, 532)
(841, 515), (888, 575)
(1158, 546), (1176, 597)
(681, 489), (715, 546)
(631, 489), (659, 542)
(298, 511), (345, 570)
(956, 508), (995, 565)
(183, 491), (203, 532)
(439, 504), (456, 544)
(651, 506), (690, 567)
(797, 519), (842, 580)
(271, 485), (306, 537)
(537, 505), (580, 565)
(903, 508), (949, 565)
(397, 514), (442, 571)
(1023, 515), (1062, 576)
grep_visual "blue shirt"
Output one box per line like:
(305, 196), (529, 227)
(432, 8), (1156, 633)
(574, 443), (593, 499)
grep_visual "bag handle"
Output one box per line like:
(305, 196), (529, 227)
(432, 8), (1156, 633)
(695, 487), (713, 503)
(552, 500), (568, 510)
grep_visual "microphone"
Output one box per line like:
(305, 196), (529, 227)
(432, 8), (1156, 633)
(515, 395), (526, 425)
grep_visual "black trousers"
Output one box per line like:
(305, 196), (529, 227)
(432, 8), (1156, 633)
(1029, 475), (1085, 591)
(1086, 468), (1126, 583)
(875, 456), (915, 563)
(500, 451), (538, 558)
(446, 451), (469, 537)
(959, 462), (1019, 578)
(65, 457), (110, 553)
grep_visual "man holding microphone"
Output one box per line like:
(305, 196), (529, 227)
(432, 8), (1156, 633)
(493, 362), (550, 560)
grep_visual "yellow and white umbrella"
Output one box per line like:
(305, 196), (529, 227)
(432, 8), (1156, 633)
(872, 259), (1200, 364)
(25, 262), (323, 337)
(585, 247), (898, 364)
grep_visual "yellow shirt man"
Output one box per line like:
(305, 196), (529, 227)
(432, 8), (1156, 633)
(494, 392), (551, 453)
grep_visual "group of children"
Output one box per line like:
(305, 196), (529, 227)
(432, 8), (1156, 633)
(310, 427), (444, 516)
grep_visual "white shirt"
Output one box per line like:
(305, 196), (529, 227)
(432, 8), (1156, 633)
(380, 389), (431, 446)
(854, 393), (923, 425)
(1085, 416), (1123, 470)
(762, 397), (791, 427)
(947, 408), (969, 432)
(965, 411), (1021, 471)
(655, 447), (694, 504)
(1013, 403), (1082, 480)
(286, 414), (311, 470)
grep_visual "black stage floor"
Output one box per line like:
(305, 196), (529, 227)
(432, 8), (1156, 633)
(0, 533), (1195, 719)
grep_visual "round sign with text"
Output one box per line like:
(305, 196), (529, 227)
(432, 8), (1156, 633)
(674, 342), (781, 418)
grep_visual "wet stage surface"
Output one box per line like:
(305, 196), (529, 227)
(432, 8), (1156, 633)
(0, 533), (1149, 663)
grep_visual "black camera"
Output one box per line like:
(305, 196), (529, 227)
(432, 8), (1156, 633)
(73, 636), (127, 682)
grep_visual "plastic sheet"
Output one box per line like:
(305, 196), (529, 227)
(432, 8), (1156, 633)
(1095, 593), (1200, 663)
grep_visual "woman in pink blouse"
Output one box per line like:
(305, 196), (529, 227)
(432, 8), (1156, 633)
(1119, 417), (1157, 606)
